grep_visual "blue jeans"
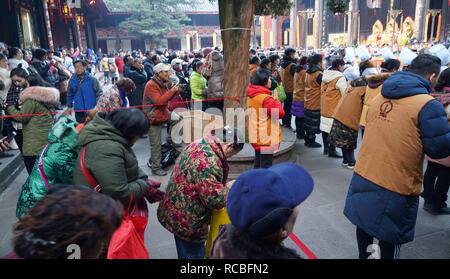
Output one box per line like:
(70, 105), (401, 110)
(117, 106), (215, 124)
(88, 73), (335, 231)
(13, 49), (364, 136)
(174, 236), (205, 259)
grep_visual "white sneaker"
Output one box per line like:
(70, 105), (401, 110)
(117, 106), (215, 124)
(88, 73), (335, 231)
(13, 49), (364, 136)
(8, 138), (19, 150)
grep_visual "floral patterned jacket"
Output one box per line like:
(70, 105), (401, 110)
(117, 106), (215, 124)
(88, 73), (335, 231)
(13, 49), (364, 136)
(157, 134), (230, 243)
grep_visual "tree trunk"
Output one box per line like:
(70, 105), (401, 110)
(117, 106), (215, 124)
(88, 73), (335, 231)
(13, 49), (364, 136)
(218, 0), (255, 111)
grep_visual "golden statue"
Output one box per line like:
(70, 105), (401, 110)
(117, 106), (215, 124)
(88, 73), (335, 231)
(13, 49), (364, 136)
(368, 20), (383, 46)
(397, 17), (415, 46)
(382, 19), (399, 45)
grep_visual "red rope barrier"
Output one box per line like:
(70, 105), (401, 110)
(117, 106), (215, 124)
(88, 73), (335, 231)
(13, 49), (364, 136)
(0, 95), (248, 119)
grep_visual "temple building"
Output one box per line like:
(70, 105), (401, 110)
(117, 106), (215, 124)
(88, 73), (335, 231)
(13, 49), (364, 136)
(0, 0), (107, 50)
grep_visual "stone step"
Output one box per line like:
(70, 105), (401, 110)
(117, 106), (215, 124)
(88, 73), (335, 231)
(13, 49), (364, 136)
(0, 150), (25, 195)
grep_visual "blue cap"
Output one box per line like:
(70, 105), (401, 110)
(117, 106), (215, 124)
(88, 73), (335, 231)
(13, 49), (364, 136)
(227, 162), (314, 238)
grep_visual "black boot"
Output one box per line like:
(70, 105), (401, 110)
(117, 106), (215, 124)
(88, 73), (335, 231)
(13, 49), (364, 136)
(328, 145), (343, 158)
(305, 134), (322, 148)
(322, 132), (329, 155)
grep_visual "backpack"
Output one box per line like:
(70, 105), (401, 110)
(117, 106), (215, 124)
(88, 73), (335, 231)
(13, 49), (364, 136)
(102, 58), (109, 71)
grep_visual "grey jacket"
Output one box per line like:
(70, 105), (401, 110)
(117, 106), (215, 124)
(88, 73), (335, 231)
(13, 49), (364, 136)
(205, 51), (224, 99)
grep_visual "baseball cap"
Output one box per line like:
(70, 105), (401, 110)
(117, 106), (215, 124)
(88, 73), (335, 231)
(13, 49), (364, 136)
(154, 63), (171, 73)
(227, 162), (314, 239)
(171, 58), (184, 67)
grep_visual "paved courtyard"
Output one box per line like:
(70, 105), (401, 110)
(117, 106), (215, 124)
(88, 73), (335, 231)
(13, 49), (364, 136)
(0, 127), (449, 259)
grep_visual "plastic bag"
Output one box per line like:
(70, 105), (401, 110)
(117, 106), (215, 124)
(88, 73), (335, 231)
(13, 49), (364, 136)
(274, 84), (287, 102)
(148, 143), (181, 169)
(107, 195), (149, 259)
(205, 207), (231, 259)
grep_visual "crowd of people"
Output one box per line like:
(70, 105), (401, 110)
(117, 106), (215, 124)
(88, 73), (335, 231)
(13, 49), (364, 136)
(0, 38), (449, 260)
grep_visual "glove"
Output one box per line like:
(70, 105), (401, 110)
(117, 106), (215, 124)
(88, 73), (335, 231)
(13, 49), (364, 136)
(145, 186), (165, 203)
(147, 178), (161, 188)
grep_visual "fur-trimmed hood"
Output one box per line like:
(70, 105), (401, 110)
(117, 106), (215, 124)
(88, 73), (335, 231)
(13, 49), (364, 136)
(365, 72), (392, 89)
(19, 86), (60, 106)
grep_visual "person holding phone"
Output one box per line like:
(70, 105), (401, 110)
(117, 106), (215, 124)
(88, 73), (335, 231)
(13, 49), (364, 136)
(143, 63), (181, 176)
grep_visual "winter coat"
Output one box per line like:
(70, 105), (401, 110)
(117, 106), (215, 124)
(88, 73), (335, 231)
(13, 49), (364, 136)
(320, 69), (347, 133)
(67, 72), (102, 113)
(425, 89), (450, 167)
(292, 67), (307, 118)
(123, 64), (132, 77)
(72, 111), (148, 207)
(329, 78), (368, 149)
(210, 224), (302, 259)
(143, 77), (176, 124)
(360, 72), (392, 127)
(157, 134), (230, 243)
(247, 84), (284, 152)
(8, 58), (29, 71)
(304, 64), (323, 111)
(7, 86), (58, 156)
(344, 71), (450, 244)
(115, 56), (125, 74)
(57, 63), (71, 93)
(95, 84), (129, 110)
(280, 57), (297, 93)
(143, 59), (155, 81)
(126, 66), (147, 108)
(205, 51), (224, 99)
(304, 64), (323, 135)
(190, 71), (207, 101)
(32, 59), (56, 87)
(0, 67), (11, 103)
(16, 117), (81, 217)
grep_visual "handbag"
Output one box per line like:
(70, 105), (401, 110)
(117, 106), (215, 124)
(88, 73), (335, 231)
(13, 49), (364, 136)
(80, 146), (149, 256)
(205, 207), (231, 259)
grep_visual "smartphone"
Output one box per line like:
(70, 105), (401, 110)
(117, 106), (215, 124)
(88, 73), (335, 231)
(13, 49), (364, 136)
(6, 131), (16, 143)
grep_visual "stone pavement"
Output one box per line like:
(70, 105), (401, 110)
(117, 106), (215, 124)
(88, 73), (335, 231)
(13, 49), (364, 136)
(0, 126), (449, 259)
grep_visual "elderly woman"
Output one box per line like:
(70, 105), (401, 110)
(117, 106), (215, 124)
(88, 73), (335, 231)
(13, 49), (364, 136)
(73, 108), (164, 208)
(95, 77), (136, 110)
(157, 126), (244, 259)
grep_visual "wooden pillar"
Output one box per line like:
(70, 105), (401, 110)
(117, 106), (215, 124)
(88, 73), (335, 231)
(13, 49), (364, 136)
(42, 0), (54, 50)
(314, 0), (323, 49)
(414, 0), (430, 41)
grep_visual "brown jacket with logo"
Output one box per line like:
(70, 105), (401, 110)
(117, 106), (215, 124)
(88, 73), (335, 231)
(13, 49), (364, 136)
(305, 71), (322, 111)
(332, 78), (367, 131)
(354, 93), (435, 196)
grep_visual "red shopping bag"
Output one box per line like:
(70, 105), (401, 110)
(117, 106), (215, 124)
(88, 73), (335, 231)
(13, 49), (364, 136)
(107, 194), (150, 259)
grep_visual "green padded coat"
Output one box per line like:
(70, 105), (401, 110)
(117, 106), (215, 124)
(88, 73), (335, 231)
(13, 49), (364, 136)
(72, 111), (148, 206)
(16, 116), (81, 217)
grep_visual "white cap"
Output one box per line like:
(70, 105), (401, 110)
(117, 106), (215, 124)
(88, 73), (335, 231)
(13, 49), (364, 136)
(344, 47), (356, 63)
(430, 44), (450, 66)
(343, 66), (360, 81)
(362, 67), (378, 77)
(441, 66), (448, 73)
(154, 63), (171, 73)
(171, 58), (184, 67)
(355, 46), (371, 62)
(398, 47), (417, 65)
(381, 47), (396, 60)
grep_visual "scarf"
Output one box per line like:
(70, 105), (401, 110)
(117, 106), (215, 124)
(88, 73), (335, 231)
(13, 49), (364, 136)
(152, 74), (168, 89)
(118, 88), (128, 107)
